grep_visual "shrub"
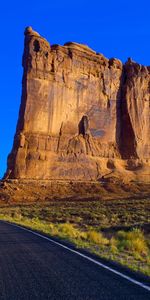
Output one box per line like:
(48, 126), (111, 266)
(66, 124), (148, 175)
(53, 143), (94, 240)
(116, 228), (148, 256)
(110, 237), (118, 254)
(57, 223), (82, 239)
(11, 211), (22, 220)
(86, 230), (108, 246)
(49, 223), (59, 236)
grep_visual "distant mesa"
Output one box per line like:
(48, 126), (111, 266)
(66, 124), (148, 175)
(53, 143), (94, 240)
(4, 27), (150, 182)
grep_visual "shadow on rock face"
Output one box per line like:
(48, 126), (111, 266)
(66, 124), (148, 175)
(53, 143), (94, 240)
(78, 115), (89, 136)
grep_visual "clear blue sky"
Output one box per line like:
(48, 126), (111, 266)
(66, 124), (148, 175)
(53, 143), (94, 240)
(0, 0), (150, 178)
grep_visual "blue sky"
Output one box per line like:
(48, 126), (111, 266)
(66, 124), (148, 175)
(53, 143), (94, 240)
(0, 0), (150, 178)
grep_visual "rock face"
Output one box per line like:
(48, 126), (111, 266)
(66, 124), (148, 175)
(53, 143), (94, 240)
(5, 27), (150, 181)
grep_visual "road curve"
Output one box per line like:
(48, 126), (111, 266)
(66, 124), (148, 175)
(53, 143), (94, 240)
(0, 221), (149, 300)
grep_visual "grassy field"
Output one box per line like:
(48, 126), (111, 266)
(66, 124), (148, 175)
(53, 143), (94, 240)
(0, 196), (150, 277)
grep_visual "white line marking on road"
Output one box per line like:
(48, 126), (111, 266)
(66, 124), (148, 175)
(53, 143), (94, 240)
(4, 221), (150, 292)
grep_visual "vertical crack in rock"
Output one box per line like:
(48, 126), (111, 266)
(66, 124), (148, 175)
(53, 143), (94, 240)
(33, 39), (40, 76)
(57, 122), (63, 153)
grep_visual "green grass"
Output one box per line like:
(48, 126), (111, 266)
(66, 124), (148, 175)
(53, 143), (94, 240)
(0, 200), (150, 277)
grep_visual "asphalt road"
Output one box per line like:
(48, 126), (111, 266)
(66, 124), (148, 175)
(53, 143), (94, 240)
(0, 221), (149, 300)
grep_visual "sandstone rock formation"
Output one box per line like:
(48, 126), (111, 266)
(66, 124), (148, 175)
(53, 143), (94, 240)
(5, 27), (150, 181)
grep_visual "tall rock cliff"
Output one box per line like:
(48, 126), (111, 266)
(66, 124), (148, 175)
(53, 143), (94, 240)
(5, 27), (150, 181)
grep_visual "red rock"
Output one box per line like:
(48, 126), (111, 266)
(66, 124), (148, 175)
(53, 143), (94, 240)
(5, 27), (150, 182)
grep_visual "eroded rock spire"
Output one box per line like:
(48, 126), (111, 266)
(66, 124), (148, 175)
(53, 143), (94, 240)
(5, 28), (150, 181)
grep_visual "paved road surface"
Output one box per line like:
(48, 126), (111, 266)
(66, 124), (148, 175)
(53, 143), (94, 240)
(0, 221), (149, 300)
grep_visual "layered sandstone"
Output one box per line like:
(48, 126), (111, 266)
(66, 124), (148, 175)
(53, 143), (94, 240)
(5, 27), (150, 181)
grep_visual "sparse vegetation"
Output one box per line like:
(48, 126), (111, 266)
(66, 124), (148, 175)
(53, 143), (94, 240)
(0, 197), (150, 277)
(116, 228), (148, 256)
(86, 230), (109, 246)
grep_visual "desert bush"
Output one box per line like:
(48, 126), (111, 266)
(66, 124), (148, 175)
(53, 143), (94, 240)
(48, 223), (59, 236)
(116, 228), (148, 256)
(110, 237), (118, 254)
(11, 211), (22, 220)
(57, 223), (82, 239)
(86, 230), (109, 246)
